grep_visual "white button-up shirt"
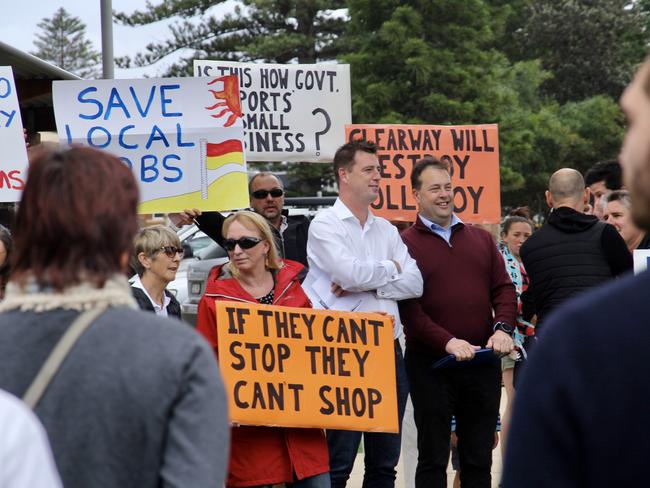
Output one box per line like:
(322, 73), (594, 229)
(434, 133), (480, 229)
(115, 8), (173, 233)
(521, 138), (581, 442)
(131, 275), (170, 318)
(303, 198), (423, 339)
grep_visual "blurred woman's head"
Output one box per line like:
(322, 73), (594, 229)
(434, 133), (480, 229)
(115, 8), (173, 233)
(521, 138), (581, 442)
(12, 147), (139, 290)
(501, 207), (534, 260)
(133, 225), (183, 284)
(222, 211), (281, 277)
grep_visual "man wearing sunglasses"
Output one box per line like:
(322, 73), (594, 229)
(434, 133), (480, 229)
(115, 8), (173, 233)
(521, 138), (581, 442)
(171, 172), (310, 267)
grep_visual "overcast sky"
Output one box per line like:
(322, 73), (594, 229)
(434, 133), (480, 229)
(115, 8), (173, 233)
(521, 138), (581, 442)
(2, 0), (232, 78)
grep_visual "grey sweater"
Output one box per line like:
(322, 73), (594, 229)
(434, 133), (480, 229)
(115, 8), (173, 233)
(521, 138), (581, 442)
(0, 307), (229, 488)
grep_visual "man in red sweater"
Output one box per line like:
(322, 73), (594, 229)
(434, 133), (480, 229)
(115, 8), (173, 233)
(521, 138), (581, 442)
(399, 158), (517, 488)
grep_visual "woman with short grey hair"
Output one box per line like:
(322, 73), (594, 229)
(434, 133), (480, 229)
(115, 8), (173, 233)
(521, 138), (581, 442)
(131, 225), (183, 319)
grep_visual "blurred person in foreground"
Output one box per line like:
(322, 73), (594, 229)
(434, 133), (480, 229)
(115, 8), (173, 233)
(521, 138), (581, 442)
(196, 210), (329, 488)
(503, 58), (650, 487)
(131, 225), (183, 319)
(0, 147), (229, 488)
(604, 190), (650, 250)
(0, 389), (62, 488)
(496, 208), (535, 461)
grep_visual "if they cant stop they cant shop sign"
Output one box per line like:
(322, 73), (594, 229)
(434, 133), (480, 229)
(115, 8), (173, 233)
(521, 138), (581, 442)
(216, 302), (398, 432)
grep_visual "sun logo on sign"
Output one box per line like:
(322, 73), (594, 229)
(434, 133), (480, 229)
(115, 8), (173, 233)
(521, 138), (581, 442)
(205, 75), (242, 127)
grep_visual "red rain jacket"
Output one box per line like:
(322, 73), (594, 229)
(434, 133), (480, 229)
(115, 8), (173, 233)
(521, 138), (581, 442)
(196, 259), (329, 487)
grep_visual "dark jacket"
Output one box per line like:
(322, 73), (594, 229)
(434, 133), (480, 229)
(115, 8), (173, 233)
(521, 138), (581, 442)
(503, 270), (650, 487)
(196, 211), (310, 267)
(399, 217), (517, 358)
(131, 286), (182, 319)
(520, 206), (632, 325)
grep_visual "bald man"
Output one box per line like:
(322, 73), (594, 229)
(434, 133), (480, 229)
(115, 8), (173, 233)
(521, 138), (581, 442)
(515, 168), (631, 373)
(503, 59), (650, 487)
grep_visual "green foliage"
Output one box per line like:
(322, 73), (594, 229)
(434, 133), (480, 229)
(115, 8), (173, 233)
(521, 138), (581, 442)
(114, 0), (644, 211)
(513, 0), (646, 103)
(342, 1), (635, 212)
(115, 0), (347, 76)
(32, 7), (100, 79)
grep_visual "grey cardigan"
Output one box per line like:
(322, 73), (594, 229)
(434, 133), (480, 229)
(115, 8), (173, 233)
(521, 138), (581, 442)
(0, 306), (229, 488)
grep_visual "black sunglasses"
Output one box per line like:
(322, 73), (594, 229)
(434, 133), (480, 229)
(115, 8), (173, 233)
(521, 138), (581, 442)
(160, 246), (184, 258)
(223, 237), (264, 251)
(252, 188), (284, 199)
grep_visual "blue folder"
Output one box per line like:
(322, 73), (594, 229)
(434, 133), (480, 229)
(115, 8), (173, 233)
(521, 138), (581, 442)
(431, 348), (499, 369)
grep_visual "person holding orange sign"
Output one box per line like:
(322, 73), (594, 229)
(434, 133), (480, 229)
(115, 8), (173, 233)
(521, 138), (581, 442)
(196, 210), (329, 488)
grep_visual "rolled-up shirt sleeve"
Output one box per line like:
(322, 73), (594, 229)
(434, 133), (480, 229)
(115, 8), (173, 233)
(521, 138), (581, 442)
(376, 228), (423, 300)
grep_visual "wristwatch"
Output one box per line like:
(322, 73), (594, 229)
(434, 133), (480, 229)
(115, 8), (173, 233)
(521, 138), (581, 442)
(493, 322), (514, 335)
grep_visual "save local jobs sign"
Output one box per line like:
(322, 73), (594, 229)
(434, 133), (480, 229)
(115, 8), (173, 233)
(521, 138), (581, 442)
(346, 124), (501, 224)
(195, 60), (351, 162)
(0, 66), (28, 201)
(216, 302), (398, 433)
(52, 76), (248, 213)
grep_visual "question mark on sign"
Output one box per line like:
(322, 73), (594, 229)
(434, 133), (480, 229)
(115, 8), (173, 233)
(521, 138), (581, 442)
(311, 108), (331, 157)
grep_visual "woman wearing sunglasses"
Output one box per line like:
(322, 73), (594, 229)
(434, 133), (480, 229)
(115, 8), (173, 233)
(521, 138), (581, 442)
(131, 225), (183, 319)
(196, 210), (329, 488)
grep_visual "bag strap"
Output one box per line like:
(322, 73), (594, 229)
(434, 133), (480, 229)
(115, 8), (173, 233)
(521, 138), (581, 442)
(22, 306), (107, 410)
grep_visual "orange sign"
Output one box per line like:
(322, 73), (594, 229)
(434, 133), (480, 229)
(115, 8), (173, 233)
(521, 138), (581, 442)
(346, 124), (501, 223)
(215, 302), (398, 433)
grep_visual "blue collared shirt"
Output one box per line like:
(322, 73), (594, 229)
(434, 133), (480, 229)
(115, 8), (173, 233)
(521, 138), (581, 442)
(418, 213), (463, 245)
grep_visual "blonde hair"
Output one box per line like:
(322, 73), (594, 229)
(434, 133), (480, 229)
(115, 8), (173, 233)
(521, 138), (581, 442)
(222, 211), (282, 277)
(132, 225), (181, 276)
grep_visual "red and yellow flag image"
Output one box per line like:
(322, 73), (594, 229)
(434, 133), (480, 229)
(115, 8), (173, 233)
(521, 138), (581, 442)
(206, 139), (245, 170)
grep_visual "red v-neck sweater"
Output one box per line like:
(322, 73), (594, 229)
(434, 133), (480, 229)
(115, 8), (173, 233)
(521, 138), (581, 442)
(399, 217), (517, 358)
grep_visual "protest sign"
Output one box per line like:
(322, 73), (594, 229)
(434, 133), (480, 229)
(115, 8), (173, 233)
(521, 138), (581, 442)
(195, 60), (351, 162)
(346, 124), (501, 223)
(53, 75), (248, 213)
(215, 301), (398, 433)
(0, 67), (28, 201)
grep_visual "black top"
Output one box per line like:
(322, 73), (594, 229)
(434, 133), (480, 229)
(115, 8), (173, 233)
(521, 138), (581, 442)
(503, 270), (650, 487)
(131, 286), (182, 320)
(195, 210), (311, 268)
(520, 207), (632, 325)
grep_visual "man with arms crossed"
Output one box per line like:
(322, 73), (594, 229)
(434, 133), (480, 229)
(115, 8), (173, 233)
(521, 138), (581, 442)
(303, 139), (423, 488)
(399, 158), (516, 488)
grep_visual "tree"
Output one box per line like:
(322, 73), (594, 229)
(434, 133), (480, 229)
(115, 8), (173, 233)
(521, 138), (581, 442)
(513, 0), (647, 103)
(341, 1), (627, 212)
(116, 0), (347, 196)
(343, 0), (511, 124)
(32, 7), (100, 79)
(115, 0), (347, 76)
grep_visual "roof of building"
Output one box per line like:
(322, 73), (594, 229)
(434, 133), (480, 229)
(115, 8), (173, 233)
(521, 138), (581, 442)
(0, 40), (80, 81)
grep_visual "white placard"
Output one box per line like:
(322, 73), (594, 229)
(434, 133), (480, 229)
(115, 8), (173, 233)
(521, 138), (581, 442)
(53, 75), (249, 213)
(194, 60), (351, 162)
(0, 66), (28, 201)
